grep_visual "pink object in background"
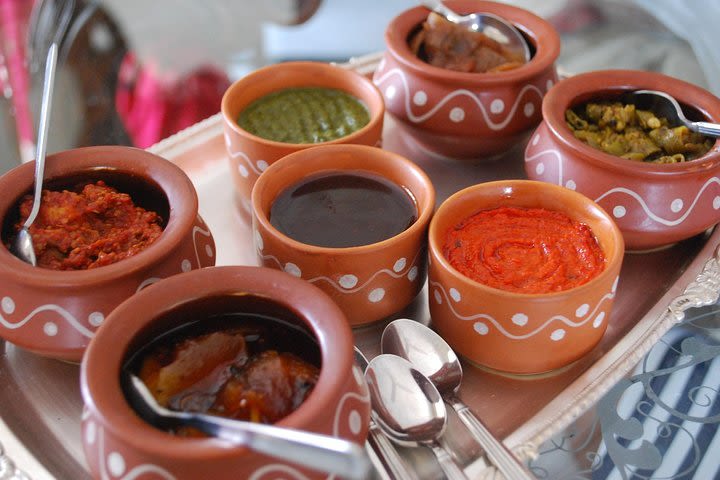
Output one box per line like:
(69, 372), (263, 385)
(115, 52), (230, 148)
(0, 0), (35, 163)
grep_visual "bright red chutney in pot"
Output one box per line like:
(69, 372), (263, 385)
(14, 181), (162, 270)
(443, 206), (606, 294)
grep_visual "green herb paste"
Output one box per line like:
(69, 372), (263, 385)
(238, 87), (370, 144)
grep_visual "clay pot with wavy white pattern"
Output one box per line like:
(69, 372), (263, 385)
(525, 70), (720, 251)
(428, 180), (624, 374)
(374, 0), (560, 160)
(252, 144), (435, 326)
(80, 265), (370, 480)
(221, 61), (385, 210)
(0, 146), (215, 361)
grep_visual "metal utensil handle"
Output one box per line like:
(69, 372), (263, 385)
(430, 442), (469, 480)
(367, 421), (416, 480)
(198, 414), (372, 480)
(420, 0), (462, 23)
(692, 121), (720, 138)
(24, 42), (57, 228)
(452, 402), (533, 480)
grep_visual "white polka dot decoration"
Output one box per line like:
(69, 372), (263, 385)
(449, 107), (465, 123)
(385, 85), (396, 100)
(1, 296), (15, 315)
(714, 196), (720, 210)
(413, 91), (427, 106)
(613, 206), (627, 218)
(348, 410), (362, 435)
(523, 102), (535, 117)
(670, 198), (684, 213)
(368, 288), (385, 303)
(107, 452), (126, 477)
(490, 99), (504, 114)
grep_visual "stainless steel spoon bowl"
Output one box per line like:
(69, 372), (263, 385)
(420, 0), (531, 63)
(124, 372), (372, 480)
(382, 319), (533, 480)
(365, 354), (468, 480)
(12, 43), (58, 266)
(626, 89), (720, 138)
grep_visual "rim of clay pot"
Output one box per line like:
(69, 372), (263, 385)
(0, 146), (197, 286)
(429, 179), (624, 298)
(542, 69), (720, 176)
(81, 265), (354, 459)
(252, 144), (436, 255)
(221, 61), (384, 149)
(384, 0), (560, 87)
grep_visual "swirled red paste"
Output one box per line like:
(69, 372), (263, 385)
(443, 206), (606, 294)
(14, 181), (162, 270)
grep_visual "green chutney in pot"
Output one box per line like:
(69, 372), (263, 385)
(237, 87), (370, 144)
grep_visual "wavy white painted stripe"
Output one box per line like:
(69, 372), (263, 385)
(429, 280), (615, 340)
(224, 132), (265, 176)
(374, 67), (544, 130)
(0, 303), (95, 337)
(261, 249), (421, 294)
(594, 177), (720, 226)
(94, 423), (177, 480)
(525, 148), (564, 185)
(332, 390), (371, 437)
(192, 221), (213, 267)
(249, 464), (314, 480)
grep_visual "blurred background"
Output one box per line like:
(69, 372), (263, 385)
(0, 0), (716, 173)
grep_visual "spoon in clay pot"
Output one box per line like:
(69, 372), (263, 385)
(381, 319), (534, 480)
(365, 354), (468, 480)
(12, 43), (58, 266)
(420, 0), (531, 63)
(124, 372), (372, 480)
(624, 89), (720, 138)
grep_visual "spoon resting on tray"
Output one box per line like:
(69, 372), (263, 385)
(382, 319), (534, 480)
(625, 89), (720, 138)
(123, 372), (372, 480)
(12, 43), (58, 266)
(365, 354), (469, 480)
(420, 0), (531, 63)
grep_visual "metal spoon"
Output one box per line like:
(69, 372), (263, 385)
(123, 372), (372, 480)
(382, 319), (533, 480)
(354, 347), (416, 480)
(365, 354), (468, 480)
(12, 43), (58, 266)
(420, 0), (531, 63)
(626, 89), (720, 138)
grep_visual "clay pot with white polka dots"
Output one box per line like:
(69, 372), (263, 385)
(374, 0), (560, 160)
(0, 146), (215, 362)
(221, 61), (385, 210)
(525, 70), (720, 251)
(252, 144), (435, 326)
(80, 265), (370, 480)
(428, 180), (624, 374)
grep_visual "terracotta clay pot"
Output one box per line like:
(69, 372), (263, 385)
(0, 146), (216, 361)
(374, 0), (560, 160)
(525, 69), (720, 251)
(251, 144), (435, 326)
(221, 61), (385, 209)
(428, 180), (624, 374)
(80, 265), (370, 480)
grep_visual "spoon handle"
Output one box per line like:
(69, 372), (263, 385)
(24, 42), (57, 228)
(429, 442), (468, 480)
(196, 415), (372, 480)
(449, 400), (533, 480)
(420, 0), (462, 23)
(367, 420), (416, 480)
(692, 121), (720, 138)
